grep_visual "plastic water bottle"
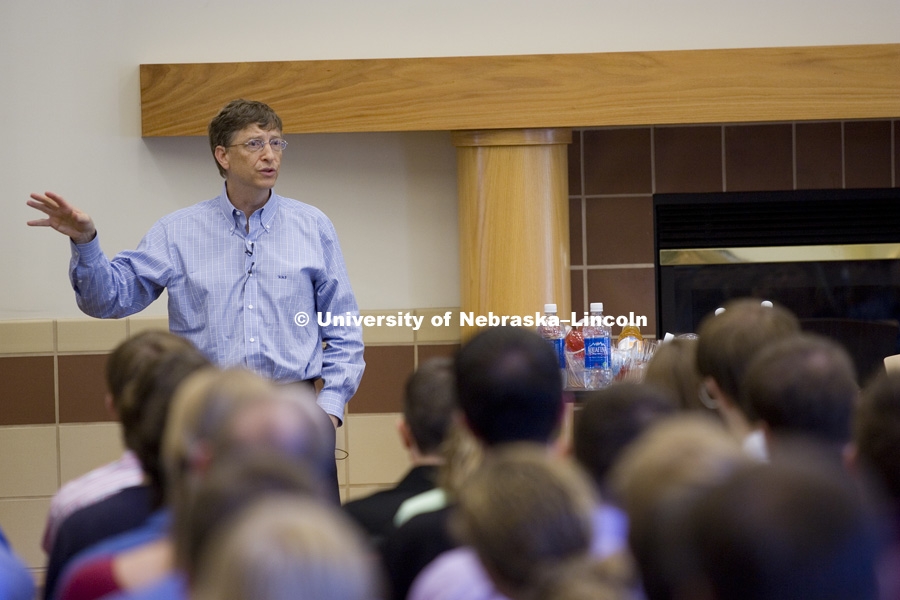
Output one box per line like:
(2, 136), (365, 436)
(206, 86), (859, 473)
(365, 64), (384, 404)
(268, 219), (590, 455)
(538, 303), (566, 384)
(583, 302), (612, 389)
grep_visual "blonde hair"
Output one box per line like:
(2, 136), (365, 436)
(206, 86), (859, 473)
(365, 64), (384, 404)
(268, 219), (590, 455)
(192, 496), (380, 600)
(162, 368), (273, 511)
(453, 444), (596, 597)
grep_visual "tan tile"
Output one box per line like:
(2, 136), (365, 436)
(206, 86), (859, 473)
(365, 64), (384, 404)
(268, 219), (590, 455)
(58, 354), (112, 424)
(359, 310), (416, 345)
(127, 316), (170, 337)
(344, 484), (391, 502)
(0, 498), (52, 568)
(58, 424), (126, 485)
(0, 357), (56, 426)
(414, 308), (461, 344)
(417, 345), (459, 369)
(335, 423), (348, 487)
(346, 414), (410, 486)
(57, 319), (127, 353)
(0, 427), (58, 497)
(0, 320), (55, 355)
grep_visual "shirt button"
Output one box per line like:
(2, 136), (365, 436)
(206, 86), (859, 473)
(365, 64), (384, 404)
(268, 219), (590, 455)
(250, 338), (256, 343)
(248, 304), (254, 309)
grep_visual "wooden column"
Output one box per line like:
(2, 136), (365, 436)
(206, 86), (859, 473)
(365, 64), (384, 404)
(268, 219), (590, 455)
(453, 128), (572, 340)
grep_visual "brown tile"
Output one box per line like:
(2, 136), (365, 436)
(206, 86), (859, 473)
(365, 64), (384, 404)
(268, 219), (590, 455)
(724, 124), (793, 191)
(569, 197), (583, 266)
(845, 121), (893, 189)
(583, 128), (652, 195)
(58, 354), (113, 423)
(568, 129), (582, 196)
(0, 357), (55, 425)
(350, 346), (415, 414)
(586, 268), (657, 335)
(796, 122), (842, 189)
(654, 126), (723, 193)
(570, 270), (585, 318)
(584, 196), (654, 265)
(417, 344), (460, 367)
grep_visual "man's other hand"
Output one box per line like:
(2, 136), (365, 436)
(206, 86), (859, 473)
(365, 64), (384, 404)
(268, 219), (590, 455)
(27, 192), (97, 245)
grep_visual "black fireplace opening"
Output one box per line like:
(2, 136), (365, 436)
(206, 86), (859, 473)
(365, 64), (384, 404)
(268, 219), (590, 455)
(654, 187), (900, 382)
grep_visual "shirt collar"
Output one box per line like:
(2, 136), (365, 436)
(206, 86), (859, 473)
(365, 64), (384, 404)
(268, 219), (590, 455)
(217, 184), (280, 234)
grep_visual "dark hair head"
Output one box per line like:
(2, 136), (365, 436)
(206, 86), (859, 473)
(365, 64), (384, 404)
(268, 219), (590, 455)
(106, 330), (196, 412)
(696, 298), (800, 411)
(683, 457), (881, 600)
(119, 348), (212, 506)
(404, 357), (457, 455)
(855, 371), (900, 503)
(742, 333), (858, 443)
(455, 327), (563, 446)
(208, 99), (283, 178)
(574, 382), (676, 492)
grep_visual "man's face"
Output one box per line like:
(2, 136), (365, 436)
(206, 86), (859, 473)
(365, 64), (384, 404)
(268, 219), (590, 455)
(216, 124), (283, 193)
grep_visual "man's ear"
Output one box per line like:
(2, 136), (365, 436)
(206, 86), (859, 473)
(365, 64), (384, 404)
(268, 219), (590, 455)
(214, 146), (230, 173)
(104, 393), (117, 420)
(397, 419), (414, 450)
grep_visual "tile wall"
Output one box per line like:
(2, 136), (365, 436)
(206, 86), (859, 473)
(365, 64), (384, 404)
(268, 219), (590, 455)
(568, 120), (899, 333)
(0, 312), (460, 583)
(0, 118), (896, 583)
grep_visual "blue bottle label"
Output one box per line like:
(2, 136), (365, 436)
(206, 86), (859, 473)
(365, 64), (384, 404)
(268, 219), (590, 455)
(584, 337), (610, 370)
(551, 338), (565, 368)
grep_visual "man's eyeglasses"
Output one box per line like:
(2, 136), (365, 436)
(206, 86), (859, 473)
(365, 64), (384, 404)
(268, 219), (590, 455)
(228, 138), (288, 152)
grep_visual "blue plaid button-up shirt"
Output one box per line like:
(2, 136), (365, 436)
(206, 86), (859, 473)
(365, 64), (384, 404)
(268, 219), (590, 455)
(68, 188), (364, 421)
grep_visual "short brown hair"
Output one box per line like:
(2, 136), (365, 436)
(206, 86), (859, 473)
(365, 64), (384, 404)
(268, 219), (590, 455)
(695, 298), (800, 410)
(208, 100), (283, 177)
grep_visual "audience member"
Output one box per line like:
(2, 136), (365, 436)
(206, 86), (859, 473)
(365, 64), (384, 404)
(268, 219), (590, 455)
(0, 526), (35, 600)
(742, 333), (858, 454)
(853, 371), (900, 598)
(679, 455), (881, 600)
(383, 326), (565, 600)
(191, 496), (381, 600)
(448, 445), (596, 600)
(45, 346), (210, 600)
(609, 415), (749, 600)
(344, 357), (457, 546)
(532, 555), (637, 600)
(643, 337), (709, 415)
(58, 369), (336, 600)
(42, 331), (194, 553)
(695, 298), (800, 459)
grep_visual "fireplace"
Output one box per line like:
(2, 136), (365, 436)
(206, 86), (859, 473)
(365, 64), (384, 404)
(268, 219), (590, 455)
(654, 188), (900, 381)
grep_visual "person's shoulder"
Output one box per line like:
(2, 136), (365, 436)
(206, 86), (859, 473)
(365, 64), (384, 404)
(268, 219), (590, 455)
(154, 198), (221, 227)
(275, 194), (331, 221)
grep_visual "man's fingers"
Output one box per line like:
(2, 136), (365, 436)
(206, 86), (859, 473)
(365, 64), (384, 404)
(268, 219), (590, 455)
(26, 218), (51, 227)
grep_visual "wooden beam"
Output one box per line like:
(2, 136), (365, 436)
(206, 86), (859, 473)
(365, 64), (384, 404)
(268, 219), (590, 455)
(140, 44), (900, 136)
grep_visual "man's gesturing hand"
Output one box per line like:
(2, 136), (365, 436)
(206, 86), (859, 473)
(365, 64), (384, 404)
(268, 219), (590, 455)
(27, 192), (97, 245)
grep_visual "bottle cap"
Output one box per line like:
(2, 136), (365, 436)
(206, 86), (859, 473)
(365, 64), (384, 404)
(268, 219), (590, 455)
(543, 303), (558, 313)
(589, 302), (603, 312)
